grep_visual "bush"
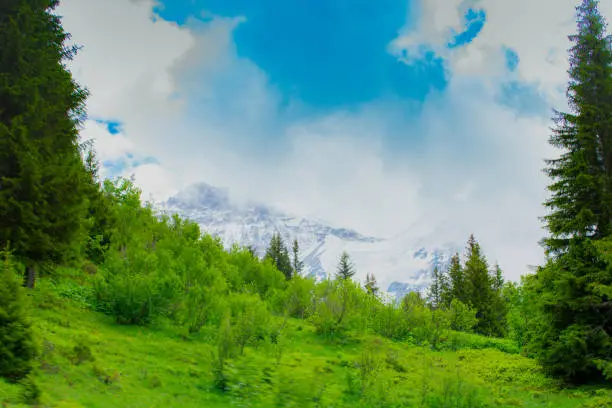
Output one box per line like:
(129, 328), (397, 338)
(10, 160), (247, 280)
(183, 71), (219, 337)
(93, 248), (182, 325)
(310, 279), (368, 337)
(371, 303), (411, 341)
(229, 293), (271, 354)
(448, 299), (478, 332)
(272, 275), (316, 319)
(0, 250), (37, 382)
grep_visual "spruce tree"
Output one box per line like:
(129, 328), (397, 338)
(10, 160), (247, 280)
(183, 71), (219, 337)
(0, 0), (90, 287)
(462, 234), (496, 336)
(80, 142), (116, 264)
(0, 249), (37, 381)
(488, 263), (508, 337)
(427, 266), (448, 309)
(264, 233), (293, 280)
(531, 0), (612, 382)
(291, 238), (304, 276)
(543, 0), (612, 254)
(446, 252), (466, 305)
(336, 251), (355, 280)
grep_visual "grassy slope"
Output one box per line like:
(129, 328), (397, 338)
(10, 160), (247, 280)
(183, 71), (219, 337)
(1, 280), (610, 408)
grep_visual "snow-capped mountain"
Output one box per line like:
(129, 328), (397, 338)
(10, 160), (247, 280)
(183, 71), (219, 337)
(152, 183), (457, 300)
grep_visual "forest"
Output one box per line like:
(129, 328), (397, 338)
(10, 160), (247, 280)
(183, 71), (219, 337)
(0, 0), (611, 407)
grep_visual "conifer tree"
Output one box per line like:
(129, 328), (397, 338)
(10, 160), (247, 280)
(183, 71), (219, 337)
(491, 263), (504, 292)
(0, 249), (37, 381)
(364, 273), (379, 297)
(488, 263), (508, 337)
(80, 142), (116, 264)
(427, 266), (448, 309)
(530, 0), (612, 382)
(462, 234), (496, 336)
(543, 0), (612, 254)
(246, 245), (258, 258)
(264, 233), (293, 280)
(291, 238), (304, 276)
(0, 0), (90, 287)
(336, 251), (356, 280)
(446, 252), (466, 305)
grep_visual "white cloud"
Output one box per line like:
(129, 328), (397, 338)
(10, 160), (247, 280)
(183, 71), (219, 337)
(56, 0), (610, 282)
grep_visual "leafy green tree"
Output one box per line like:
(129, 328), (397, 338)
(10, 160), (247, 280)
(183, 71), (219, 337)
(0, 249), (37, 381)
(310, 279), (367, 337)
(264, 233), (293, 280)
(448, 299), (478, 332)
(228, 293), (271, 354)
(274, 275), (316, 319)
(527, 0), (612, 383)
(336, 251), (356, 280)
(0, 0), (90, 287)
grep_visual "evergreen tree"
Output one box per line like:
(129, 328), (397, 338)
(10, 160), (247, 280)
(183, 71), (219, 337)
(543, 0), (612, 254)
(427, 266), (448, 309)
(364, 273), (379, 297)
(264, 233), (293, 280)
(0, 0), (90, 287)
(291, 238), (304, 276)
(336, 251), (355, 280)
(80, 142), (116, 264)
(0, 248), (37, 381)
(528, 0), (612, 382)
(446, 252), (466, 305)
(462, 234), (497, 336)
(245, 245), (258, 258)
(488, 263), (509, 337)
(491, 263), (504, 292)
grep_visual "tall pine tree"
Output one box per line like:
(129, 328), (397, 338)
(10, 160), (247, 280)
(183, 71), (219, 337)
(543, 0), (612, 254)
(336, 251), (356, 280)
(462, 234), (497, 336)
(291, 238), (303, 276)
(530, 0), (612, 382)
(0, 0), (90, 287)
(264, 233), (293, 280)
(427, 265), (448, 309)
(446, 252), (466, 306)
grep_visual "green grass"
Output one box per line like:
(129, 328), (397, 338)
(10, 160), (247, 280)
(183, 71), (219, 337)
(1, 280), (610, 408)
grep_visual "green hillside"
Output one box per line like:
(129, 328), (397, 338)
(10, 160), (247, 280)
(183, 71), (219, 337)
(0, 278), (608, 408)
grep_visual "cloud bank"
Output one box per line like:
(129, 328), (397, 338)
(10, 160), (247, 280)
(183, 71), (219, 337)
(56, 0), (612, 281)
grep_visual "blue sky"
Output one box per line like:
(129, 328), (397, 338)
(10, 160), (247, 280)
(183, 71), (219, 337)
(154, 0), (483, 109)
(58, 0), (589, 282)
(144, 0), (537, 159)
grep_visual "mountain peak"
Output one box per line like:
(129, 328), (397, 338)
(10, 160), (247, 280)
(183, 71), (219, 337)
(154, 182), (454, 291)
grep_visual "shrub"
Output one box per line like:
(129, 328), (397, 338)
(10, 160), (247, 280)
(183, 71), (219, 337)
(448, 299), (478, 332)
(229, 293), (271, 354)
(93, 248), (182, 325)
(272, 275), (316, 319)
(371, 303), (411, 341)
(310, 279), (368, 337)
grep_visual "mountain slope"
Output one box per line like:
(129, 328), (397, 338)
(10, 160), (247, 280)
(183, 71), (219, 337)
(153, 183), (457, 297)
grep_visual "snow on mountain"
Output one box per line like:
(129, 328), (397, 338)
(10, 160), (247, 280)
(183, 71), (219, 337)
(152, 182), (458, 300)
